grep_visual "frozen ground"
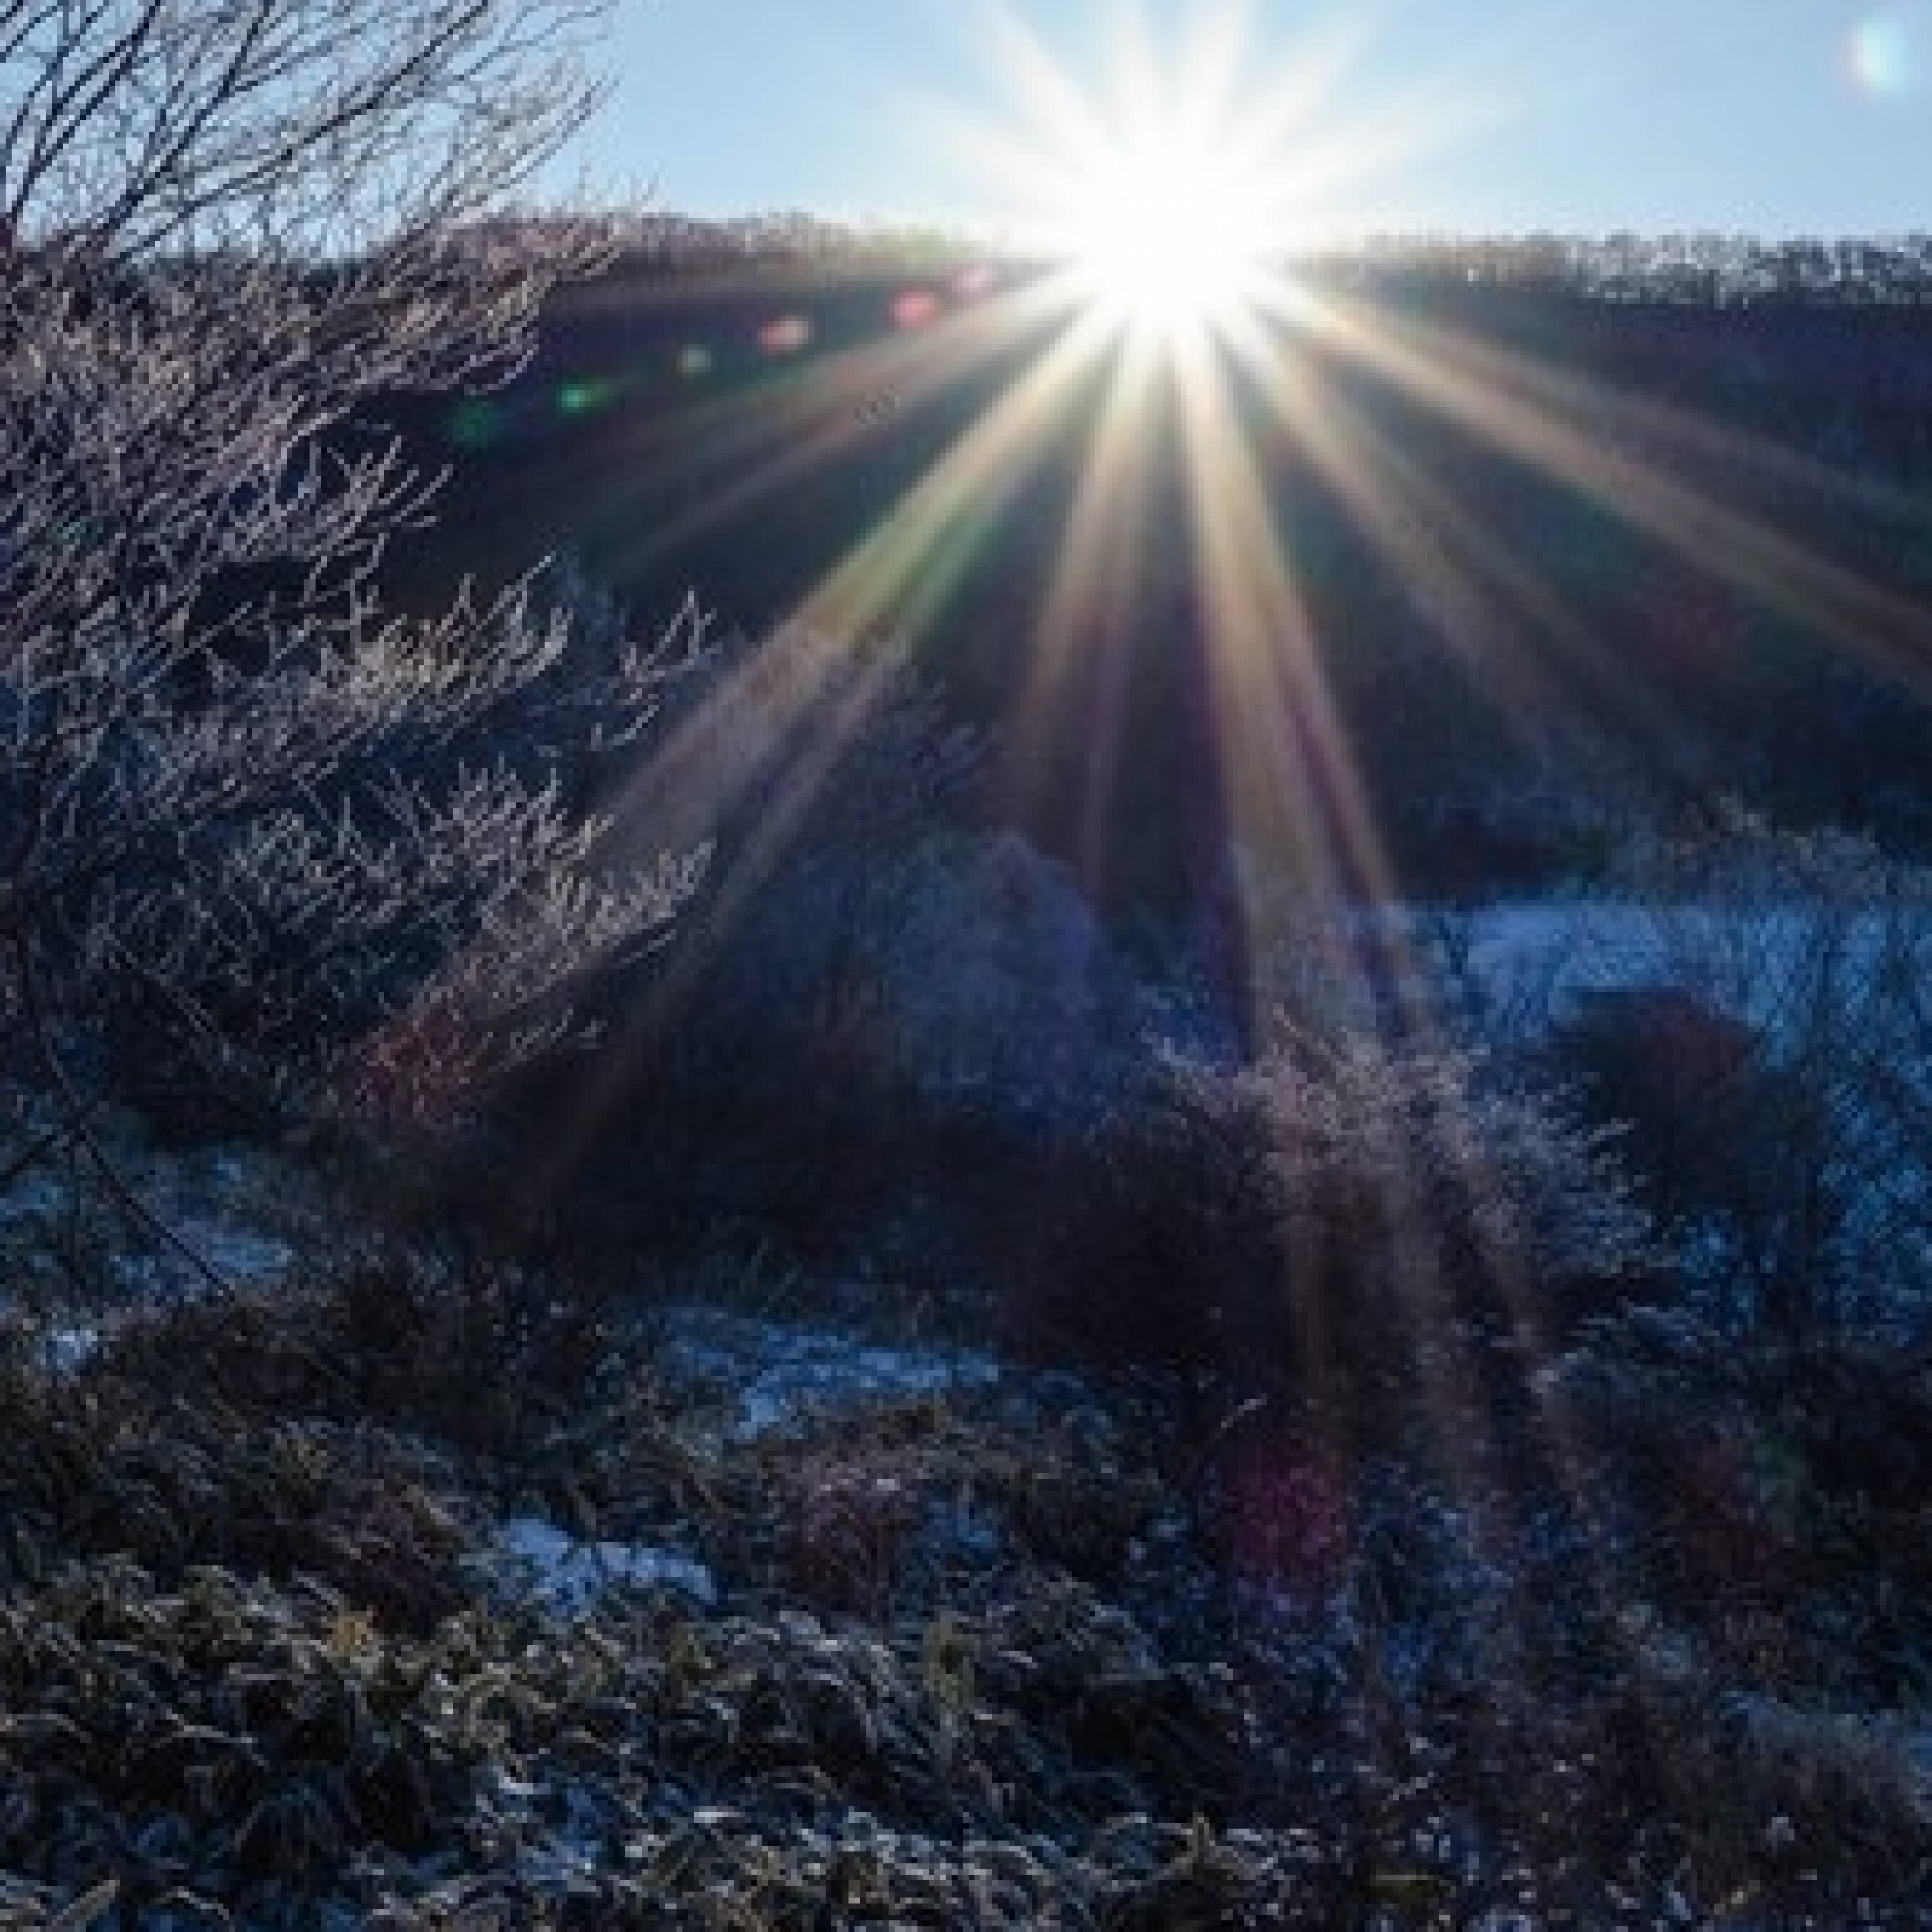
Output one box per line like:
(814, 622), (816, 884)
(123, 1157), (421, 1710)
(489, 1515), (717, 1613)
(652, 1300), (1006, 1444)
(1389, 896), (1932, 1046)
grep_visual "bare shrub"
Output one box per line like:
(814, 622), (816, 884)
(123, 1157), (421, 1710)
(1030, 1020), (1654, 1397)
(488, 623), (989, 1265)
(1558, 812), (1932, 1343)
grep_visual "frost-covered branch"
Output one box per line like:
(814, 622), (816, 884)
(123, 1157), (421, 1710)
(0, 0), (704, 1204)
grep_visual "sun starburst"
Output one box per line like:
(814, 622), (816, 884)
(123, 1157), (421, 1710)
(1057, 129), (1276, 337)
(940, 1), (1453, 346)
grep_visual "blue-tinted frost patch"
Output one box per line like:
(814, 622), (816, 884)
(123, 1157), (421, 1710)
(656, 1303), (1003, 1443)
(492, 1516), (717, 1614)
(48, 1325), (100, 1373)
(0, 1127), (297, 1307)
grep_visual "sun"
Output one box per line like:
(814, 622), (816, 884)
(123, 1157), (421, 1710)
(943, 1), (1501, 351)
(1064, 132), (1276, 335)
(955, 5), (1347, 345)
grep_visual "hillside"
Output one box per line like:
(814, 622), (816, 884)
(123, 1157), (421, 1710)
(382, 230), (1932, 911)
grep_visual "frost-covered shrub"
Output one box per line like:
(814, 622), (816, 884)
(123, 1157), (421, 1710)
(1251, 1025), (1654, 1312)
(1543, 1301), (1932, 1584)
(1539, 1302), (1932, 1741)
(1022, 1045), (1282, 1370)
(1547, 985), (1772, 1226)
(1533, 1303), (1788, 1593)
(494, 625), (994, 1260)
(866, 830), (1142, 1135)
(0, 0), (700, 1269)
(1030, 1019), (1655, 1390)
(1561, 812), (1932, 1342)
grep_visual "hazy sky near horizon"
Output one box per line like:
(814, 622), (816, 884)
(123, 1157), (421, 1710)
(567, 0), (1932, 238)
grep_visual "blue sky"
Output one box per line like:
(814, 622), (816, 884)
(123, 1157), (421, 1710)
(565, 0), (1932, 238)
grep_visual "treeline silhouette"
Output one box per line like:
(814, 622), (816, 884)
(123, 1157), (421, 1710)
(481, 214), (1932, 306)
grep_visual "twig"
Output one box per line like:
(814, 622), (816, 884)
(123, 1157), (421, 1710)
(1179, 1393), (1277, 1501)
(0, 1118), (68, 1195)
(10, 932), (234, 1297)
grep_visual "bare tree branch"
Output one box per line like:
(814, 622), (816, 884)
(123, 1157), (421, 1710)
(0, 0), (705, 1280)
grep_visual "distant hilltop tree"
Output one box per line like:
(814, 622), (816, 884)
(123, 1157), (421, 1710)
(1305, 231), (1932, 306)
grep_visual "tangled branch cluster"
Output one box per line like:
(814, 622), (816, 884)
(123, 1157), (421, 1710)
(0, 1), (705, 1157)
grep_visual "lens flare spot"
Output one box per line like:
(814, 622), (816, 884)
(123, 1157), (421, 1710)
(676, 343), (714, 379)
(893, 289), (942, 329)
(1847, 14), (1920, 97)
(556, 376), (618, 417)
(448, 397), (503, 451)
(759, 314), (813, 356)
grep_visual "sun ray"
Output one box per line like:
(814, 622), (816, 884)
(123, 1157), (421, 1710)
(796, 301), (1121, 645)
(572, 271), (1076, 582)
(1163, 330), (1559, 1582)
(509, 6), (1815, 1726)
(1168, 320), (1401, 1013)
(1220, 298), (1696, 767)
(514, 616), (917, 1213)
(1198, 312), (1657, 1511)
(1317, 294), (1932, 696)
(1006, 327), (1165, 886)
